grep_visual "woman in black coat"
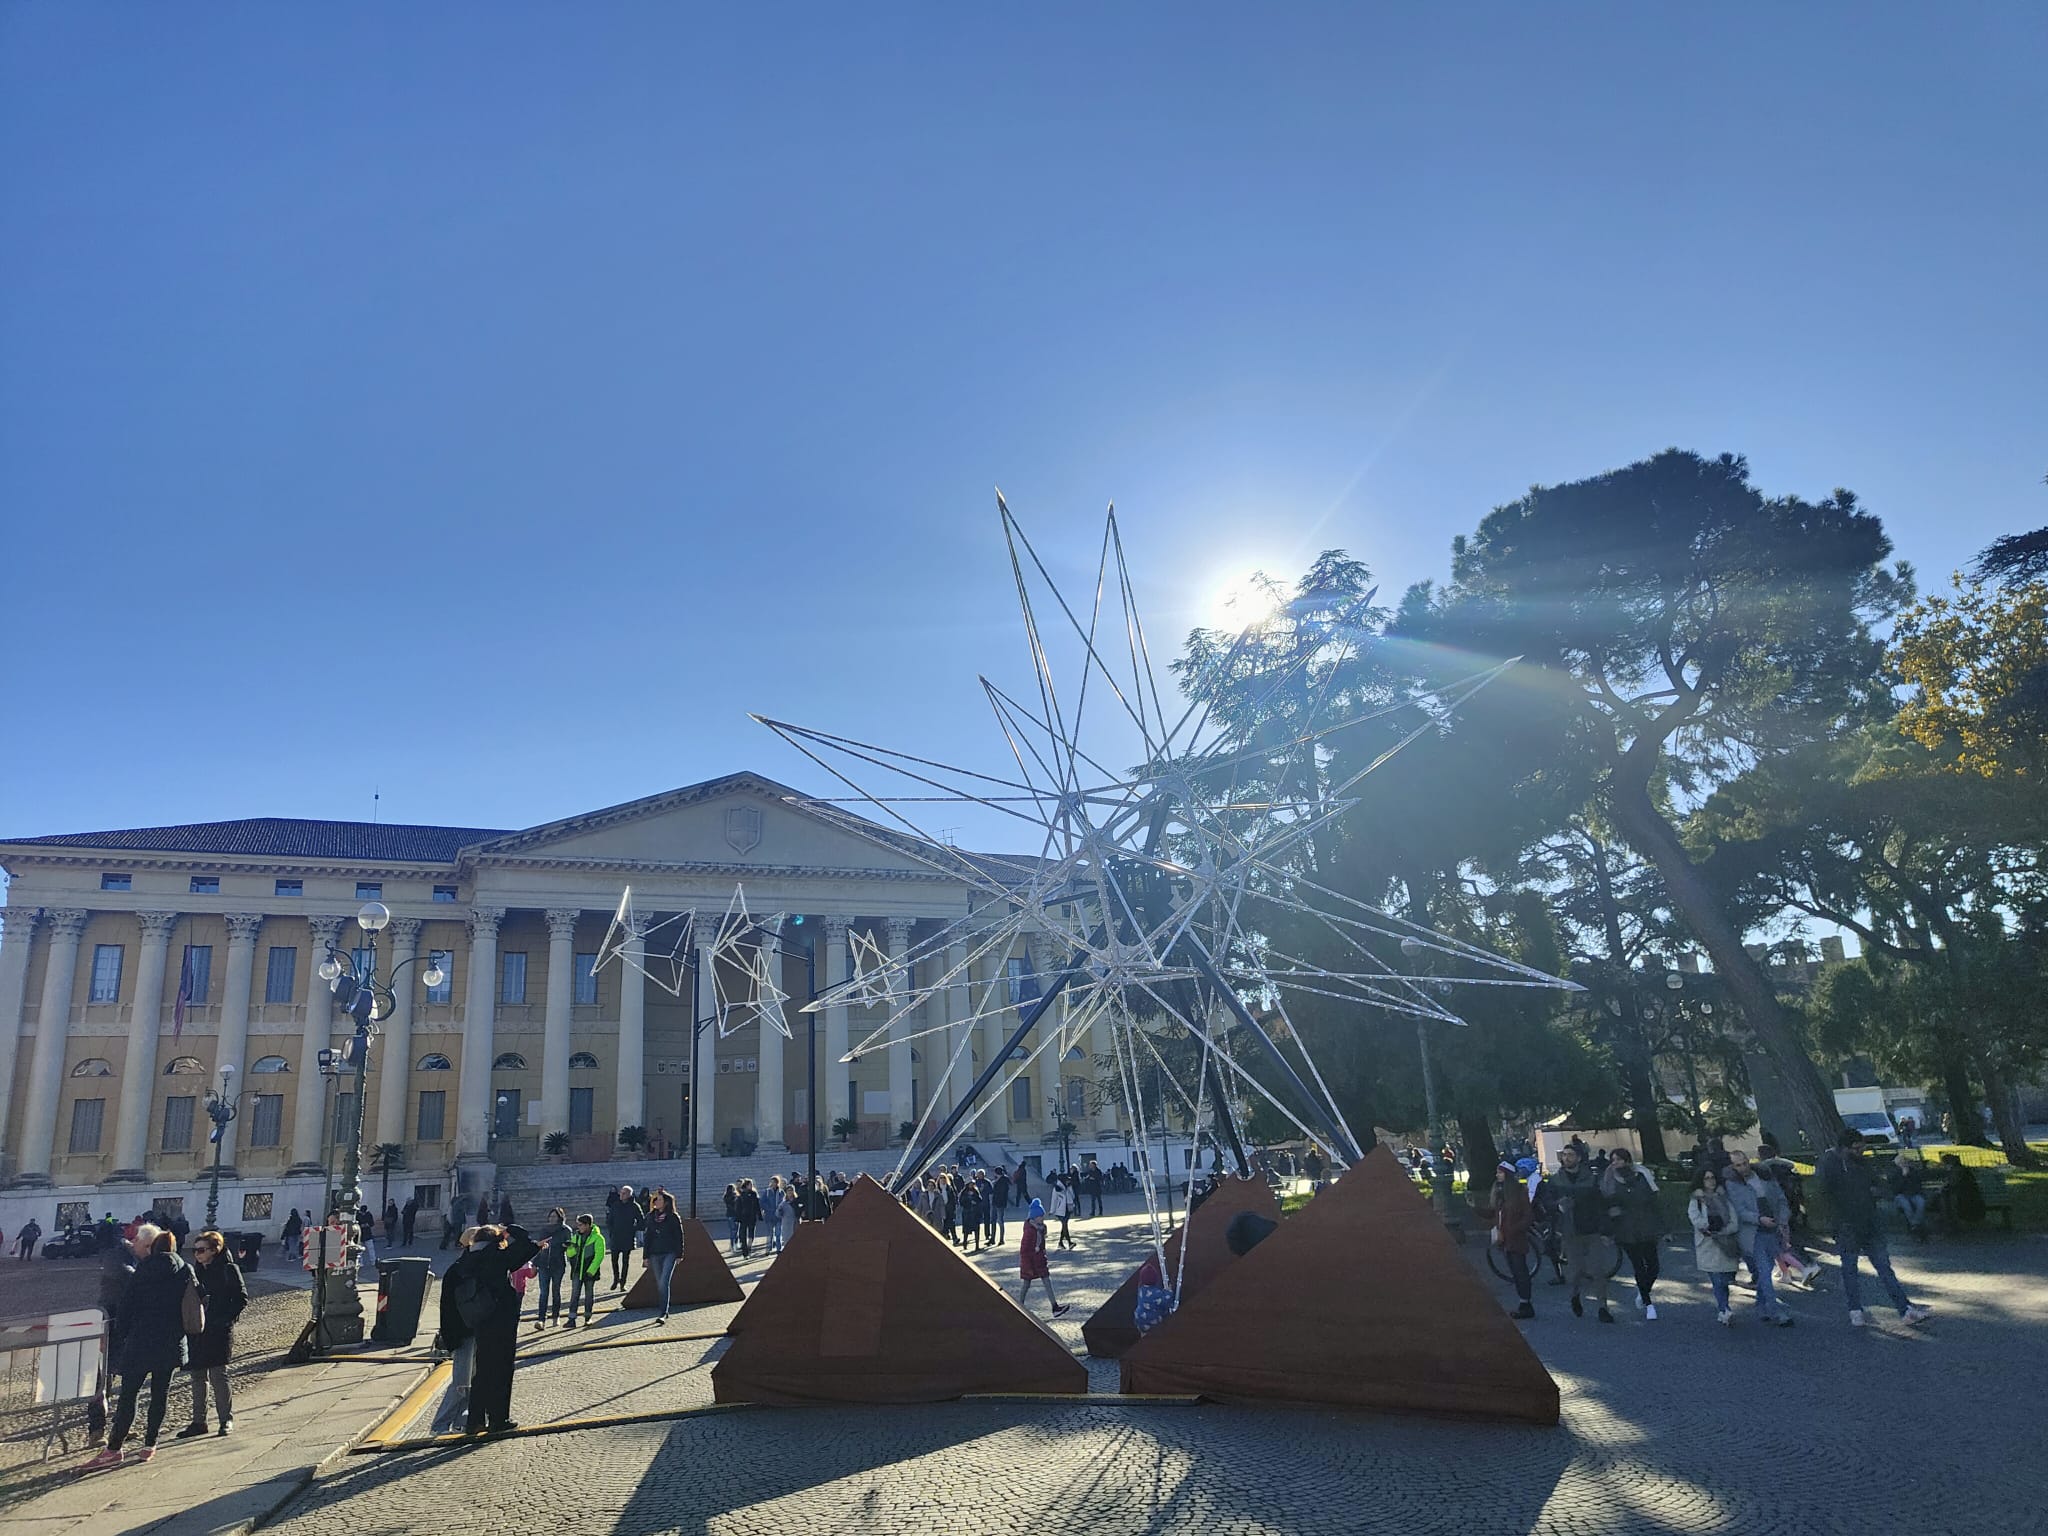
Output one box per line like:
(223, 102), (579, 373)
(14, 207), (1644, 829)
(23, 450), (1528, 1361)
(85, 1228), (191, 1466)
(437, 1223), (539, 1434)
(179, 1230), (248, 1437)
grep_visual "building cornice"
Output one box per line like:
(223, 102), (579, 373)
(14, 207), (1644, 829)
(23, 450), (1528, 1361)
(0, 849), (460, 880)
(468, 853), (962, 884)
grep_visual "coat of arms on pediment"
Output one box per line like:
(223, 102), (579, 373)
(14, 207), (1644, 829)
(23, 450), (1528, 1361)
(723, 805), (764, 855)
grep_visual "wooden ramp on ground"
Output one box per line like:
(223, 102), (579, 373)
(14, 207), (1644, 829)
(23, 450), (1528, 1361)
(1119, 1148), (1560, 1425)
(1082, 1175), (1281, 1359)
(621, 1218), (744, 1308)
(711, 1175), (1088, 1405)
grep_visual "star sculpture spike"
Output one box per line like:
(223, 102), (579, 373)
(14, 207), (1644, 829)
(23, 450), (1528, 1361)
(752, 494), (1581, 1210)
(589, 886), (694, 998)
(706, 886), (793, 1040)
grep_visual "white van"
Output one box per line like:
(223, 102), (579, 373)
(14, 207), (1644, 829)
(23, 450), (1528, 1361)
(1833, 1087), (1900, 1148)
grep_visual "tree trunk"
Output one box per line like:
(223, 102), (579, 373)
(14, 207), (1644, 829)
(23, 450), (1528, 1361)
(1933, 1029), (1988, 1147)
(1585, 832), (1670, 1164)
(1456, 1109), (1500, 1190)
(1607, 783), (1842, 1154)
(1970, 1045), (2041, 1167)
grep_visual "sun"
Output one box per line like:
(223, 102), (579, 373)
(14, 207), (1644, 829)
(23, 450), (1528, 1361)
(1205, 569), (1282, 632)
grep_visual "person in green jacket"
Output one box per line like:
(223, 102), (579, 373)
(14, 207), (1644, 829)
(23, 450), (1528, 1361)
(563, 1214), (607, 1329)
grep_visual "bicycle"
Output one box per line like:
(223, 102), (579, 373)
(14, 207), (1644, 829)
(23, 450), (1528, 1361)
(1486, 1214), (1621, 1285)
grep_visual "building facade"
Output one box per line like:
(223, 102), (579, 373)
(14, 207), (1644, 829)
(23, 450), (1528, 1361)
(0, 773), (1118, 1236)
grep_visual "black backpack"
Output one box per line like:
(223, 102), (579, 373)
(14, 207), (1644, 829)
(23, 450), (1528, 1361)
(447, 1265), (496, 1330)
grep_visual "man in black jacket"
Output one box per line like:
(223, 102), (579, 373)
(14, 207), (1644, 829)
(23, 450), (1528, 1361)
(604, 1186), (640, 1289)
(1551, 1144), (1616, 1323)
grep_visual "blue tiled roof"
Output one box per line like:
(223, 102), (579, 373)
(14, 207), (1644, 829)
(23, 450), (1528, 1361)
(0, 818), (511, 864)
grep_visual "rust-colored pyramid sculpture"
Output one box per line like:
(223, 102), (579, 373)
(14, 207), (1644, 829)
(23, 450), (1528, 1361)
(1083, 1175), (1280, 1359)
(1120, 1147), (1560, 1424)
(622, 1218), (744, 1309)
(726, 1220), (819, 1333)
(711, 1175), (1089, 1404)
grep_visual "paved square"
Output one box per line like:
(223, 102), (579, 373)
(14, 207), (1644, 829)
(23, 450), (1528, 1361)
(239, 1205), (2046, 1536)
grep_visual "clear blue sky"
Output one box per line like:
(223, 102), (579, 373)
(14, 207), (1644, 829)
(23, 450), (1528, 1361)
(3, 5), (2042, 857)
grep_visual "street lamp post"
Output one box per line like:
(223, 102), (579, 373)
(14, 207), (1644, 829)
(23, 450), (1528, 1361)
(202, 1066), (239, 1229)
(306, 902), (445, 1351)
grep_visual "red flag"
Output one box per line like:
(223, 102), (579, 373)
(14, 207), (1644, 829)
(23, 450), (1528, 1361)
(173, 946), (194, 1040)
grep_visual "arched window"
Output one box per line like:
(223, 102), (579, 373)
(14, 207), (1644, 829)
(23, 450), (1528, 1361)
(250, 1055), (291, 1074)
(70, 1058), (114, 1078)
(492, 1052), (528, 1071)
(163, 1056), (205, 1076)
(415, 1053), (452, 1071)
(1063, 1045), (1086, 1062)
(569, 1051), (599, 1070)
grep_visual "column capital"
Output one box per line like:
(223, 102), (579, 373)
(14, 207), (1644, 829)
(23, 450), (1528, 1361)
(225, 912), (266, 944)
(545, 909), (582, 942)
(822, 915), (851, 944)
(883, 917), (915, 949)
(468, 906), (507, 941)
(136, 911), (181, 944)
(307, 914), (347, 946)
(44, 909), (90, 940)
(692, 910), (726, 946)
(387, 915), (423, 947)
(1, 908), (41, 948)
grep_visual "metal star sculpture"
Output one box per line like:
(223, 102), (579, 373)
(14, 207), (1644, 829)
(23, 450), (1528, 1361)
(708, 886), (791, 1040)
(755, 496), (1578, 1211)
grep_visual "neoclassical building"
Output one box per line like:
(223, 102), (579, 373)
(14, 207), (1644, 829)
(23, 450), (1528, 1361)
(0, 773), (1116, 1234)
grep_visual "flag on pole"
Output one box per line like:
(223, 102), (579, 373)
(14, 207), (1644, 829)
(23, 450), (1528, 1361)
(173, 946), (194, 1040)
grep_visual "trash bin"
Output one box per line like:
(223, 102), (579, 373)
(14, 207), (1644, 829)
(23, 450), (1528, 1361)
(372, 1256), (433, 1344)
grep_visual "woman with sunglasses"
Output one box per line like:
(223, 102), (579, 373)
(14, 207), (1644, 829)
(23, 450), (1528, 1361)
(178, 1229), (249, 1437)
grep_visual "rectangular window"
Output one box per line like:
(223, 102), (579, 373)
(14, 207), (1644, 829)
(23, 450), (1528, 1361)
(569, 1086), (594, 1135)
(412, 1183), (441, 1211)
(100, 873), (130, 892)
(426, 950), (453, 1004)
(356, 882), (381, 901)
(573, 953), (598, 1005)
(275, 879), (302, 897)
(1066, 1076), (1087, 1120)
(162, 1095), (196, 1152)
(264, 946), (297, 1004)
(500, 952), (527, 1004)
(433, 885), (458, 903)
(68, 1098), (105, 1153)
(1006, 954), (1041, 1008)
(182, 945), (213, 1003)
(249, 1094), (284, 1148)
(1011, 1077), (1033, 1121)
(89, 944), (124, 1003)
(416, 1091), (446, 1141)
(189, 876), (220, 895)
(242, 1192), (273, 1222)
(334, 1093), (358, 1142)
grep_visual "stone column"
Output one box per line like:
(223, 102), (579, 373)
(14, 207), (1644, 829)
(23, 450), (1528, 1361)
(541, 910), (579, 1138)
(107, 911), (180, 1181)
(455, 907), (504, 1162)
(945, 936), (973, 1131)
(211, 914), (264, 1175)
(0, 909), (41, 1170)
(1037, 1005), (1064, 1155)
(374, 917), (421, 1151)
(616, 915), (646, 1137)
(822, 917), (850, 1134)
(979, 943), (1011, 1139)
(692, 911), (719, 1149)
(1089, 1009), (1118, 1135)
(10, 909), (89, 1185)
(755, 916), (785, 1147)
(885, 918), (914, 1139)
(290, 915), (346, 1172)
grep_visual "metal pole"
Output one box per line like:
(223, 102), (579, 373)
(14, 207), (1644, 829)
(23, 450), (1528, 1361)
(803, 946), (818, 1202)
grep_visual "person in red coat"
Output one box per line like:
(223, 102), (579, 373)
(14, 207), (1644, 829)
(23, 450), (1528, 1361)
(1016, 1199), (1068, 1317)
(1490, 1161), (1538, 1320)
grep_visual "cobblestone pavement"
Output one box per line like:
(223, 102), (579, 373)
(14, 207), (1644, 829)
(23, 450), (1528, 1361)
(252, 1205), (2048, 1536)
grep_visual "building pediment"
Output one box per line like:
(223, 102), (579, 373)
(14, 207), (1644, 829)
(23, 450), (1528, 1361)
(461, 773), (939, 878)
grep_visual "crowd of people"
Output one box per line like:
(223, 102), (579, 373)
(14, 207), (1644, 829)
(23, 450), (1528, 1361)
(1484, 1128), (1935, 1332)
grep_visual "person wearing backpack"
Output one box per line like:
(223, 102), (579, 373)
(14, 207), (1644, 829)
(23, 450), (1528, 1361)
(438, 1222), (539, 1435)
(563, 1214), (606, 1328)
(177, 1229), (248, 1437)
(82, 1226), (193, 1469)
